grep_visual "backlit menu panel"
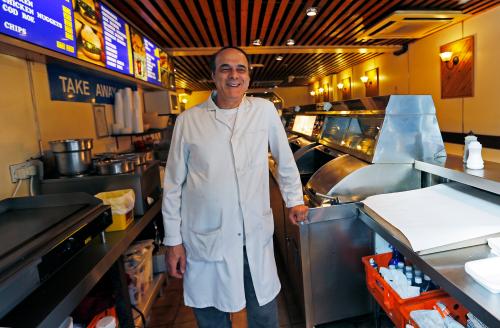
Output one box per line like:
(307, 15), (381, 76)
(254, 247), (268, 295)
(0, 0), (174, 87)
(0, 0), (76, 55)
(144, 36), (160, 85)
(100, 3), (133, 74)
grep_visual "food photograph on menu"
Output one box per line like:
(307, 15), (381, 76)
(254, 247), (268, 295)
(72, 0), (105, 66)
(159, 49), (173, 88)
(131, 28), (147, 81)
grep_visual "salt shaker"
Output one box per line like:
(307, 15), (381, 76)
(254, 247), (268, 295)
(466, 141), (484, 169)
(463, 134), (477, 163)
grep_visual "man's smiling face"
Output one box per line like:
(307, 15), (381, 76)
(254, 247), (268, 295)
(212, 48), (250, 108)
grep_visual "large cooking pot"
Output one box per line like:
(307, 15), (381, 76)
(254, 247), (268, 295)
(49, 139), (93, 176)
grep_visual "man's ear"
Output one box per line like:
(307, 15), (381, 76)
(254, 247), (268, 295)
(211, 72), (215, 81)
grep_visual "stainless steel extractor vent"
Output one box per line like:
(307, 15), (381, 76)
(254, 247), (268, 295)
(358, 11), (469, 40)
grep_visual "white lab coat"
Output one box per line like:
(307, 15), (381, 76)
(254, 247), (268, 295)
(162, 94), (303, 312)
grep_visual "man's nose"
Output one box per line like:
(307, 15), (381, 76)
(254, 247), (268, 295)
(228, 68), (238, 78)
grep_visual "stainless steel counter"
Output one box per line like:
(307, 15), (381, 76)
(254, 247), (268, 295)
(415, 155), (500, 194)
(359, 154), (500, 327)
(358, 210), (500, 327)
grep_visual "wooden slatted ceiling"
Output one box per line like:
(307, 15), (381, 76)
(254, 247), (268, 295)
(105, 0), (500, 90)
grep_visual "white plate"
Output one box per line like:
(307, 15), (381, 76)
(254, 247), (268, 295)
(465, 256), (500, 293)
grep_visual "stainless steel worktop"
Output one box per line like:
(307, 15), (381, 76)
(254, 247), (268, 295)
(358, 210), (500, 327)
(359, 154), (500, 327)
(415, 155), (500, 194)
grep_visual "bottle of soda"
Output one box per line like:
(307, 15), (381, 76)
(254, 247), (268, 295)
(414, 276), (423, 293)
(421, 274), (434, 292)
(405, 272), (414, 285)
(389, 245), (404, 267)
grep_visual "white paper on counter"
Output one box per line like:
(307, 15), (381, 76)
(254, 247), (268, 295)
(362, 182), (500, 254)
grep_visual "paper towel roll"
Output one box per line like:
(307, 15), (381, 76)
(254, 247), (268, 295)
(113, 89), (124, 129)
(122, 87), (134, 130)
(132, 90), (144, 133)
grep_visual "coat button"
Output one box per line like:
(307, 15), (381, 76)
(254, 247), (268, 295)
(237, 233), (242, 236)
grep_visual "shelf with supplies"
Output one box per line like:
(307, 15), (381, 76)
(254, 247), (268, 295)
(111, 127), (173, 149)
(111, 127), (170, 138)
(358, 155), (500, 327)
(0, 201), (162, 328)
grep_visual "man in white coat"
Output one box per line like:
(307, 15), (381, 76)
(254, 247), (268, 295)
(162, 47), (308, 327)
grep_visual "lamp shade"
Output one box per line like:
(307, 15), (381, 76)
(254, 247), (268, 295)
(439, 51), (453, 62)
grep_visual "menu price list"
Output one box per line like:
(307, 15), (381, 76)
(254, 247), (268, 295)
(100, 3), (132, 75)
(0, 0), (76, 54)
(144, 36), (160, 85)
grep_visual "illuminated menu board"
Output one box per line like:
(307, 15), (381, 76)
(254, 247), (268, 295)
(100, 3), (133, 74)
(0, 0), (173, 87)
(144, 36), (161, 85)
(0, 0), (76, 55)
(72, 0), (105, 66)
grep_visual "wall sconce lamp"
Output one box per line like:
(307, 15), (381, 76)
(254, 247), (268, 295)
(440, 51), (459, 68)
(309, 90), (316, 96)
(318, 87), (324, 93)
(360, 75), (369, 84)
(337, 83), (344, 90)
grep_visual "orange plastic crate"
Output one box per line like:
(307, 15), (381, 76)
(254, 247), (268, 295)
(362, 252), (449, 328)
(402, 295), (469, 326)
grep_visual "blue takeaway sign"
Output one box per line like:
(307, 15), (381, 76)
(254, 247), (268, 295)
(47, 61), (136, 104)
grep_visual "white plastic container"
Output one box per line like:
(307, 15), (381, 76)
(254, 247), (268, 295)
(466, 141), (484, 169)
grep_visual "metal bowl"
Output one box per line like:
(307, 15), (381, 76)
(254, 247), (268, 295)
(95, 159), (135, 175)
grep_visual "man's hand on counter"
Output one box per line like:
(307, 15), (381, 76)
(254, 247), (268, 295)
(288, 204), (309, 225)
(165, 244), (186, 279)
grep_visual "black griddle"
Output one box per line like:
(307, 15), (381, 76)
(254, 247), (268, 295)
(0, 193), (107, 284)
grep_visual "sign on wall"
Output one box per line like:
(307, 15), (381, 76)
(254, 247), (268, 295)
(47, 61), (136, 104)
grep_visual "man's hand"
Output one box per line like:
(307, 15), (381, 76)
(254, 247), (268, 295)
(288, 204), (309, 225)
(165, 244), (186, 278)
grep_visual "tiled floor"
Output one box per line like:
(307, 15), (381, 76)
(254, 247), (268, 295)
(147, 258), (394, 328)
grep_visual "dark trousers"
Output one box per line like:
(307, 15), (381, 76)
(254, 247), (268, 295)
(192, 248), (279, 328)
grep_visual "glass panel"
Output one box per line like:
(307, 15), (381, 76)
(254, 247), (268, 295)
(343, 117), (383, 156)
(291, 115), (317, 136)
(320, 117), (351, 144)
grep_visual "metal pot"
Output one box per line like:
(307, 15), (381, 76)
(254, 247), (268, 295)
(118, 153), (145, 166)
(95, 159), (135, 175)
(49, 139), (93, 176)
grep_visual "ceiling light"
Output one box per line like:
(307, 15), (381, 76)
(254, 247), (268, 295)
(253, 38), (262, 46)
(276, 55), (283, 61)
(306, 7), (318, 17)
(286, 39), (295, 46)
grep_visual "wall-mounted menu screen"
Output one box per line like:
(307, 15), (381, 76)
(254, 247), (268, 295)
(100, 3), (133, 74)
(144, 36), (161, 85)
(0, 0), (77, 55)
(0, 0), (172, 87)
(292, 115), (316, 137)
(73, 0), (105, 66)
